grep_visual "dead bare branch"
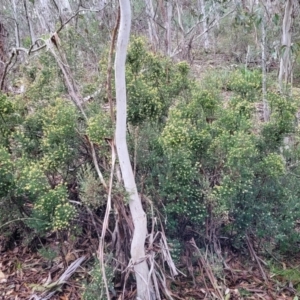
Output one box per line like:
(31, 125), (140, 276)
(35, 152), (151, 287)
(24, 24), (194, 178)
(246, 234), (268, 282)
(188, 238), (224, 300)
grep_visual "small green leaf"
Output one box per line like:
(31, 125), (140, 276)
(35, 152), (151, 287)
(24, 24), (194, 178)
(273, 13), (279, 25)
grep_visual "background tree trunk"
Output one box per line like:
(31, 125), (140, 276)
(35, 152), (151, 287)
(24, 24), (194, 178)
(0, 22), (8, 91)
(261, 4), (269, 121)
(34, 0), (55, 33)
(23, 0), (36, 45)
(12, 0), (20, 47)
(198, 0), (209, 51)
(165, 0), (173, 56)
(55, 0), (72, 22)
(144, 0), (159, 51)
(278, 0), (294, 92)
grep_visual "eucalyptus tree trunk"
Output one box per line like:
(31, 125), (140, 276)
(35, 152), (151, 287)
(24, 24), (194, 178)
(278, 0), (294, 92)
(0, 22), (8, 91)
(198, 0), (209, 51)
(12, 0), (20, 47)
(261, 5), (269, 122)
(56, 0), (72, 20)
(165, 0), (173, 56)
(34, 0), (55, 33)
(23, 0), (36, 45)
(144, 0), (159, 51)
(212, 0), (219, 29)
(115, 0), (154, 299)
(98, 0), (107, 10)
(175, 0), (185, 50)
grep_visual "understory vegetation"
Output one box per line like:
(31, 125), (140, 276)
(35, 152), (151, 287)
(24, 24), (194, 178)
(1, 36), (300, 297)
(2, 0), (300, 298)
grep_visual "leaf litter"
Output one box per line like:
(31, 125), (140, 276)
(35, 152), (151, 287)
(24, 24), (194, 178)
(0, 233), (300, 299)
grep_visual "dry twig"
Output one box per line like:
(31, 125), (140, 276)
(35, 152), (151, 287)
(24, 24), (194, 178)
(246, 234), (268, 282)
(29, 256), (86, 300)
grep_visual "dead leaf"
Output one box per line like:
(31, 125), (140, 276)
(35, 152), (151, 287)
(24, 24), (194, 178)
(65, 252), (76, 264)
(282, 262), (286, 270)
(0, 270), (7, 283)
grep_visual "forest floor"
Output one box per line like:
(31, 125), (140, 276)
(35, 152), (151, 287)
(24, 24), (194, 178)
(0, 233), (299, 300)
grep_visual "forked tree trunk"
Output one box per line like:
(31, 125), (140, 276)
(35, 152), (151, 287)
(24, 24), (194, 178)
(278, 0), (294, 92)
(114, 0), (154, 299)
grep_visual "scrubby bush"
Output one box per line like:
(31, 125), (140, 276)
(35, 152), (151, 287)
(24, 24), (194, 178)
(83, 259), (114, 300)
(1, 35), (300, 262)
(126, 37), (191, 125)
(0, 93), (79, 235)
(226, 68), (262, 101)
(136, 68), (300, 251)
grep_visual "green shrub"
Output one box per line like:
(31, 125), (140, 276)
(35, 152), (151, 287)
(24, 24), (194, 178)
(126, 37), (191, 125)
(83, 259), (114, 300)
(155, 69), (300, 249)
(0, 95), (79, 235)
(78, 164), (106, 209)
(226, 68), (262, 101)
(0, 147), (13, 198)
(86, 111), (113, 146)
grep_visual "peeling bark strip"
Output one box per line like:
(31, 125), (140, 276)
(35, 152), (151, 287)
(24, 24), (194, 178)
(114, 0), (154, 299)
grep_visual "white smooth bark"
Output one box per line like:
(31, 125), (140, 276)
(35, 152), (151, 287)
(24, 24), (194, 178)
(23, 0), (36, 45)
(98, 0), (107, 10)
(57, 0), (72, 20)
(212, 0), (219, 29)
(115, 0), (153, 299)
(198, 0), (209, 51)
(261, 6), (269, 121)
(98, 0), (107, 17)
(175, 0), (184, 47)
(34, 0), (55, 33)
(278, 0), (294, 92)
(144, 0), (158, 50)
(51, 0), (72, 23)
(12, 0), (20, 47)
(166, 0), (173, 56)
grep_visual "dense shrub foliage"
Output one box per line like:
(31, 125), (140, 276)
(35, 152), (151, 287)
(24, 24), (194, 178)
(136, 66), (300, 250)
(1, 38), (300, 258)
(0, 94), (79, 233)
